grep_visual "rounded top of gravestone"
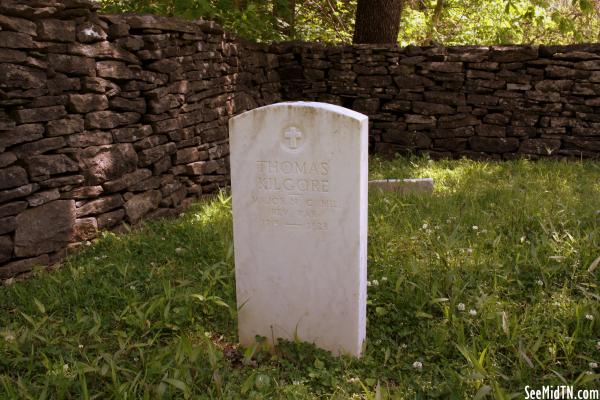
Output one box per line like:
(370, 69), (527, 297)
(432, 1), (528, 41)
(230, 102), (368, 124)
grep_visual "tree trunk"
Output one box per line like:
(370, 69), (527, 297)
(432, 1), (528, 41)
(273, 0), (296, 38)
(432, 0), (444, 26)
(234, 0), (248, 10)
(426, 0), (444, 43)
(353, 0), (403, 44)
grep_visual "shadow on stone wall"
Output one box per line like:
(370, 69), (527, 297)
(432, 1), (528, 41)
(0, 0), (280, 278)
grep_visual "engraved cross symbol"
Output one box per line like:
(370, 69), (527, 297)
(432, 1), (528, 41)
(284, 127), (302, 149)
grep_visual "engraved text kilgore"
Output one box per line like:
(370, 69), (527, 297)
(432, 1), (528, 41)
(253, 160), (337, 231)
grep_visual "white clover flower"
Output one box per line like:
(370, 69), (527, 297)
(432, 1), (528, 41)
(134, 357), (139, 362)
(78, 344), (84, 349)
(469, 309), (477, 316)
(400, 343), (407, 349)
(466, 248), (473, 255)
(347, 377), (360, 384)
(472, 226), (478, 230)
(422, 223), (428, 230)
(381, 277), (388, 282)
(372, 279), (379, 287)
(63, 364), (69, 373)
(129, 285), (135, 290)
(481, 229), (488, 234)
(175, 247), (185, 254)
(585, 314), (594, 321)
(536, 280), (543, 286)
(520, 236), (526, 243)
(4, 334), (15, 342)
(367, 281), (372, 287)
(589, 362), (598, 369)
(457, 303), (466, 311)
(412, 361), (423, 370)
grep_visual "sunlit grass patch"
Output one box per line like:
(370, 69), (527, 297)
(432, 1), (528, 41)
(1, 156), (599, 398)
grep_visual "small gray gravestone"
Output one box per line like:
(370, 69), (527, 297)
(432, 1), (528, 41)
(229, 102), (368, 356)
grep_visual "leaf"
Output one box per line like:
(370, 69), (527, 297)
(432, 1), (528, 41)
(430, 297), (450, 304)
(375, 380), (382, 400)
(456, 344), (487, 375)
(577, 285), (600, 301)
(474, 385), (492, 400)
(241, 373), (255, 395)
(208, 297), (230, 308)
(33, 298), (46, 314)
(574, 371), (600, 385)
(478, 346), (488, 368)
(205, 338), (219, 369)
(190, 294), (206, 302)
(242, 343), (257, 365)
(20, 312), (37, 327)
(501, 311), (509, 336)
(547, 368), (567, 385)
(588, 255), (600, 273)
(415, 311), (433, 319)
(518, 347), (534, 368)
(78, 371), (90, 400)
(163, 378), (191, 398)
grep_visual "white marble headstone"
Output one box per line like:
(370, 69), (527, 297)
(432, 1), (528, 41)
(229, 102), (368, 356)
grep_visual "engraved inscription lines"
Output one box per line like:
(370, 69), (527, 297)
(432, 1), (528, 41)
(253, 159), (336, 231)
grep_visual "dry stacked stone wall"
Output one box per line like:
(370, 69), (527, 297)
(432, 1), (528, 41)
(274, 43), (600, 159)
(0, 0), (280, 278)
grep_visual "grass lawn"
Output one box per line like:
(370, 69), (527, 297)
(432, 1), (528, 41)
(1, 157), (599, 399)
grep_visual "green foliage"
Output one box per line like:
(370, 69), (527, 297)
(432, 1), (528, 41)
(98, 0), (600, 44)
(294, 0), (357, 43)
(400, 0), (600, 45)
(99, 0), (291, 41)
(1, 158), (599, 398)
